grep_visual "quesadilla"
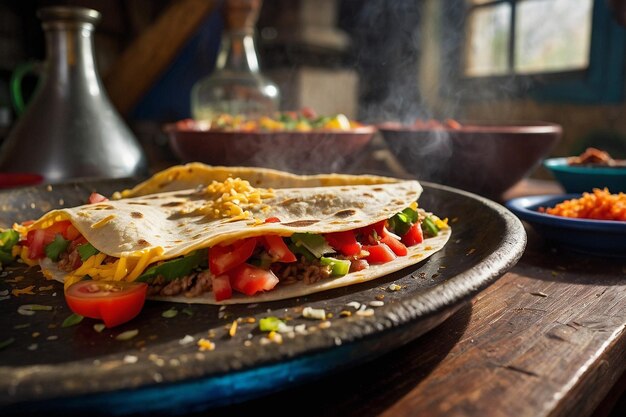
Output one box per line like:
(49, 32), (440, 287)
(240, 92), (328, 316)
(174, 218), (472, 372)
(14, 165), (451, 307)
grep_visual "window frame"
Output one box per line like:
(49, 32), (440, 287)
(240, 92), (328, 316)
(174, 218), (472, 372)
(441, 0), (626, 103)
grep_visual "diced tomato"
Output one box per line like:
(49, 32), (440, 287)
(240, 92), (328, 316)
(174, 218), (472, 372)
(264, 217), (281, 223)
(360, 220), (387, 244)
(212, 274), (232, 302)
(401, 223), (424, 246)
(46, 220), (71, 237)
(362, 243), (397, 264)
(229, 264), (279, 296)
(65, 280), (147, 328)
(25, 221), (80, 259)
(325, 230), (361, 256)
(300, 107), (317, 119)
(262, 235), (296, 262)
(380, 234), (408, 256)
(26, 229), (48, 259)
(209, 237), (257, 275)
(65, 224), (81, 241)
(88, 192), (109, 204)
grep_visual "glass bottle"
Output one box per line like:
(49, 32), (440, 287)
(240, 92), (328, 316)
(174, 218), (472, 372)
(0, 6), (147, 182)
(191, 0), (280, 121)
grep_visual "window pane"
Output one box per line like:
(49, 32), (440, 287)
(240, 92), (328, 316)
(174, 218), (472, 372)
(464, 4), (511, 77)
(515, 0), (593, 74)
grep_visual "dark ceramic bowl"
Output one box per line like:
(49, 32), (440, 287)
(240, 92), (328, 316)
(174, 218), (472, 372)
(379, 121), (562, 198)
(165, 120), (376, 174)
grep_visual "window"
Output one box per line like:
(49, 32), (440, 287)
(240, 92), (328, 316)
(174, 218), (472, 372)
(443, 0), (626, 103)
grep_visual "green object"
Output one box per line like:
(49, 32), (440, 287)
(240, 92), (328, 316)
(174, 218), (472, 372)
(259, 316), (283, 332)
(0, 229), (20, 265)
(137, 249), (206, 282)
(287, 242), (315, 262)
(0, 337), (15, 351)
(290, 233), (334, 259)
(10, 61), (40, 116)
(182, 307), (194, 317)
(0, 229), (19, 252)
(389, 207), (418, 236)
(61, 313), (84, 328)
(248, 252), (274, 269)
(0, 250), (14, 265)
(93, 323), (106, 333)
(320, 256), (351, 276)
(422, 216), (440, 237)
(77, 243), (99, 262)
(161, 308), (178, 318)
(45, 234), (70, 261)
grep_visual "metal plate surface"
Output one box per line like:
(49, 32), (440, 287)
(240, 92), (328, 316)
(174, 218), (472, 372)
(0, 179), (526, 415)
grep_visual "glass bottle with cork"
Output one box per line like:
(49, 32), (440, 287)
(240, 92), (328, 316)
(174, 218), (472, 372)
(191, 0), (280, 121)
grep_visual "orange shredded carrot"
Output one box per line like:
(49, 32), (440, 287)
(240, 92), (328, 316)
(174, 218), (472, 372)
(539, 188), (626, 221)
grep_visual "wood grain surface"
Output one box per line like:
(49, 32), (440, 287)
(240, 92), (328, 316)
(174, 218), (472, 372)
(204, 227), (626, 417)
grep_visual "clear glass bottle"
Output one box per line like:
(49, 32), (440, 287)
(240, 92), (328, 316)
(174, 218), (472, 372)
(191, 0), (280, 121)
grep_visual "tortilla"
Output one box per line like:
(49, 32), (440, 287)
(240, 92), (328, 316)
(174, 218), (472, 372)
(21, 164), (451, 304)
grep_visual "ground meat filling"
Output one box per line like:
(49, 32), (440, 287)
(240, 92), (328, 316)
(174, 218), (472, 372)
(271, 257), (332, 285)
(148, 270), (212, 297)
(146, 256), (333, 297)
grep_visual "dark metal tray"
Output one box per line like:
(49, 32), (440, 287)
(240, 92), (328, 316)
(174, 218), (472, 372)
(0, 179), (526, 415)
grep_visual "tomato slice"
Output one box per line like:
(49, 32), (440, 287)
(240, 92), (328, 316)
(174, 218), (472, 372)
(262, 235), (296, 262)
(264, 217), (281, 223)
(65, 280), (148, 327)
(88, 192), (109, 204)
(209, 237), (257, 275)
(25, 221), (79, 259)
(229, 264), (279, 296)
(360, 220), (387, 244)
(380, 234), (408, 256)
(212, 274), (232, 302)
(325, 230), (361, 256)
(362, 243), (397, 264)
(401, 223), (424, 246)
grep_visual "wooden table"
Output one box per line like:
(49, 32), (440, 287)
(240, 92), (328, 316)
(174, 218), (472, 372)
(204, 179), (626, 417)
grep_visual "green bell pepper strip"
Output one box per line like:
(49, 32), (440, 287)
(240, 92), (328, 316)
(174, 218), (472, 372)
(77, 243), (99, 262)
(422, 216), (440, 237)
(320, 256), (351, 276)
(45, 234), (70, 262)
(290, 233), (335, 259)
(137, 249), (207, 282)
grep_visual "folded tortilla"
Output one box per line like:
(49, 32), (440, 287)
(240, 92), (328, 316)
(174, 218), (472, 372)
(24, 164), (451, 304)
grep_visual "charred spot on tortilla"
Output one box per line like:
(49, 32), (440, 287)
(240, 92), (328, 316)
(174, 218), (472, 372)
(137, 239), (150, 246)
(363, 193), (374, 198)
(192, 234), (202, 240)
(334, 209), (356, 218)
(161, 201), (184, 207)
(373, 188), (384, 192)
(282, 219), (320, 227)
(128, 201), (148, 206)
(130, 212), (144, 219)
(90, 204), (114, 210)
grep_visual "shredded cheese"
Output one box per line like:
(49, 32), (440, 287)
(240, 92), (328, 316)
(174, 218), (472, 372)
(191, 177), (274, 220)
(63, 247), (164, 287)
(90, 214), (116, 229)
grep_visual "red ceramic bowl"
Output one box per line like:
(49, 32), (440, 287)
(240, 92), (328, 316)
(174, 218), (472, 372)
(165, 120), (376, 174)
(378, 121), (562, 198)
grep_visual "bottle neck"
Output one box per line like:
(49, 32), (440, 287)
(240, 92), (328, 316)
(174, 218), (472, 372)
(43, 23), (101, 91)
(216, 29), (260, 74)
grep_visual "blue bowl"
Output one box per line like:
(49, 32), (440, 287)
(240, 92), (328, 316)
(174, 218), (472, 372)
(506, 194), (626, 257)
(543, 157), (626, 193)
